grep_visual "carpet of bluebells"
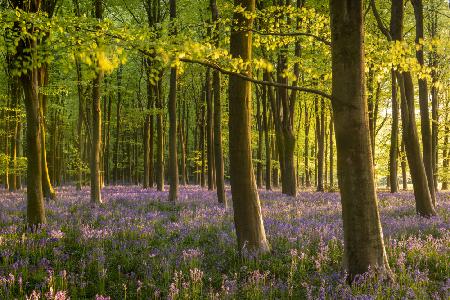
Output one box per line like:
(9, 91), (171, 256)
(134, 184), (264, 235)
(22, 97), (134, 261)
(0, 186), (449, 299)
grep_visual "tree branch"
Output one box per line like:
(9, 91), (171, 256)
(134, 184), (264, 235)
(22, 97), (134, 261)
(370, 0), (392, 41)
(180, 58), (332, 100)
(249, 29), (331, 46)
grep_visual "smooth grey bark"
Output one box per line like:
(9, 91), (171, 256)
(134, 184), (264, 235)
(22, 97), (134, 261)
(330, 0), (390, 280)
(228, 0), (269, 254)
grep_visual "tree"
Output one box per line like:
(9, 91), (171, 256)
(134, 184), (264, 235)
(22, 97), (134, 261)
(168, 0), (178, 202)
(12, 0), (47, 226)
(211, 0), (226, 206)
(228, 0), (269, 253)
(411, 0), (436, 204)
(391, 0), (436, 216)
(90, 0), (103, 204)
(330, 0), (390, 280)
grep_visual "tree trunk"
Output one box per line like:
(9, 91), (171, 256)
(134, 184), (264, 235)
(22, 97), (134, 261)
(389, 70), (399, 192)
(143, 62), (154, 188)
(200, 102), (206, 188)
(330, 0), (390, 280)
(156, 77), (164, 191)
(211, 0), (226, 205)
(329, 112), (334, 189)
(411, 0), (435, 204)
(442, 120), (449, 190)
(317, 99), (325, 192)
(229, 0), (269, 253)
(391, 0), (435, 216)
(206, 68), (215, 190)
(168, 0), (178, 202)
(75, 59), (84, 190)
(304, 105), (311, 187)
(23, 68), (47, 226)
(256, 86), (263, 188)
(39, 67), (56, 200)
(262, 83), (271, 190)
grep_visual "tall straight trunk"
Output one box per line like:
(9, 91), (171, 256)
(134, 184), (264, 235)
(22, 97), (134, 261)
(229, 0), (269, 253)
(262, 84), (271, 190)
(179, 102), (187, 186)
(23, 68), (46, 225)
(90, 0), (103, 204)
(75, 59), (84, 190)
(411, 0), (435, 204)
(330, 0), (390, 280)
(113, 65), (123, 185)
(206, 68), (215, 190)
(429, 9), (439, 191)
(256, 86), (263, 188)
(398, 73), (435, 215)
(271, 136), (279, 187)
(39, 67), (56, 200)
(304, 105), (311, 187)
(210, 0), (226, 205)
(104, 80), (112, 185)
(156, 78), (164, 191)
(329, 112), (334, 189)
(168, 0), (178, 202)
(401, 139), (408, 190)
(8, 73), (20, 191)
(442, 121), (449, 190)
(200, 103), (206, 188)
(389, 70), (399, 192)
(317, 99), (325, 192)
(143, 62), (153, 188)
(390, 0), (435, 216)
(272, 53), (297, 197)
(184, 100), (189, 183)
(4, 97), (10, 190)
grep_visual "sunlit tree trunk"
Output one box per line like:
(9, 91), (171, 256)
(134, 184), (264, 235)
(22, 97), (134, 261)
(329, 112), (334, 189)
(90, 0), (104, 204)
(411, 0), (435, 204)
(330, 0), (390, 280)
(229, 0), (269, 253)
(210, 0), (226, 206)
(38, 66), (55, 199)
(391, 0), (435, 216)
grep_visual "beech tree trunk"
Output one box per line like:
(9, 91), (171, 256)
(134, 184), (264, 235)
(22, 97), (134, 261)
(329, 112), (334, 189)
(316, 99), (325, 192)
(211, 0), (226, 206)
(304, 104), (311, 187)
(262, 83), (271, 190)
(330, 0), (390, 280)
(143, 61), (154, 188)
(168, 0), (178, 202)
(206, 68), (215, 190)
(256, 86), (263, 188)
(156, 77), (164, 191)
(229, 0), (269, 253)
(411, 0), (435, 204)
(391, 0), (435, 216)
(442, 118), (449, 190)
(389, 70), (399, 192)
(39, 67), (56, 200)
(90, 0), (103, 204)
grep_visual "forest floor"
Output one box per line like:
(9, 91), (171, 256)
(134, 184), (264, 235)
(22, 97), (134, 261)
(0, 186), (449, 299)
